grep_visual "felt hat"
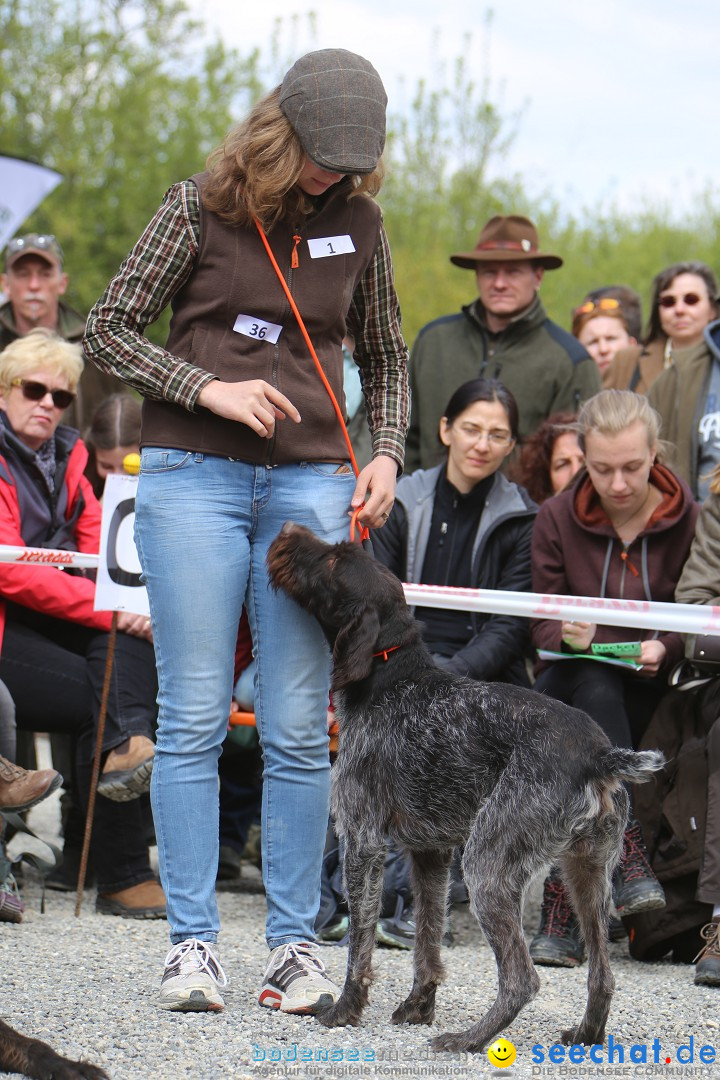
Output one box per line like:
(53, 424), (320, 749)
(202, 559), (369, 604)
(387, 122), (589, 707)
(450, 215), (563, 270)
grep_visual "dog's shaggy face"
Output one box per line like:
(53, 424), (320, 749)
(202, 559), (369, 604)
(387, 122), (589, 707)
(267, 522), (418, 688)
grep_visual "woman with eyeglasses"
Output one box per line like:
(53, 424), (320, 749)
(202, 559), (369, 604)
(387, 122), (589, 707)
(529, 389), (699, 968)
(0, 327), (164, 919)
(604, 262), (718, 406)
(373, 378), (537, 685)
(644, 262), (720, 499)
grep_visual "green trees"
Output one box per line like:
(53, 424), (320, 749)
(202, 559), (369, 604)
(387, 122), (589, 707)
(1, 0), (262, 332)
(380, 28), (529, 341)
(2, 1), (719, 347)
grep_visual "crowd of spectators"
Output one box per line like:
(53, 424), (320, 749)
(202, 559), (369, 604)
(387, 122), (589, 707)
(2, 63), (720, 1018)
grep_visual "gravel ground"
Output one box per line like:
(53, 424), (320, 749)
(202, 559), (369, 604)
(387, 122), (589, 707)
(2, 745), (717, 1080)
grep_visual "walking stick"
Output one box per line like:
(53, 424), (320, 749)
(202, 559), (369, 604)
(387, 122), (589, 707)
(75, 610), (118, 917)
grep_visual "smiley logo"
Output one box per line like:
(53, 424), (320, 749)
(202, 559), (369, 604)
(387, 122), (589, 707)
(487, 1038), (516, 1068)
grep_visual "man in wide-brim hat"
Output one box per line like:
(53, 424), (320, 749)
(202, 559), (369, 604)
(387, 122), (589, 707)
(405, 214), (601, 472)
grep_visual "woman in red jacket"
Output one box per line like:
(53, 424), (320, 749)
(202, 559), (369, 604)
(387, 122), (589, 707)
(529, 389), (699, 966)
(0, 327), (162, 918)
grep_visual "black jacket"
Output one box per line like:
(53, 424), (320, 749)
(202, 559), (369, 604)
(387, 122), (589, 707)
(373, 464), (537, 684)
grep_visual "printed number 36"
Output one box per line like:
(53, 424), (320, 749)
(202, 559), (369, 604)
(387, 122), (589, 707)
(249, 323), (267, 338)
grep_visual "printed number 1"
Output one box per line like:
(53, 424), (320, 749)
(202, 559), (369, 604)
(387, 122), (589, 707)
(327, 242), (336, 254)
(250, 323), (267, 339)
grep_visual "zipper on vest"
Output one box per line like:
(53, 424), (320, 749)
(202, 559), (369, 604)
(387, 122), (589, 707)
(265, 248), (299, 466)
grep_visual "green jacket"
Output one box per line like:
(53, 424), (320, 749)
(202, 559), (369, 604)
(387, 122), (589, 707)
(0, 297), (86, 349)
(405, 294), (601, 472)
(0, 298), (121, 429)
(647, 328), (720, 499)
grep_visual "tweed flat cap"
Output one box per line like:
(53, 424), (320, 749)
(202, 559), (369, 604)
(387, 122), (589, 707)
(280, 49), (387, 174)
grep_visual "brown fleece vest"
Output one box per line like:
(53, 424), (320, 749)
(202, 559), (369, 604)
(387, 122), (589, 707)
(141, 173), (381, 463)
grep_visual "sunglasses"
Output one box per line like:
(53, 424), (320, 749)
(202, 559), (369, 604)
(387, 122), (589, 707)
(6, 233), (64, 260)
(573, 298), (620, 317)
(658, 292), (703, 309)
(10, 378), (76, 410)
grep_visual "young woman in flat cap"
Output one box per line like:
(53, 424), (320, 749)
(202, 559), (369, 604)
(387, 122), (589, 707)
(84, 48), (408, 1014)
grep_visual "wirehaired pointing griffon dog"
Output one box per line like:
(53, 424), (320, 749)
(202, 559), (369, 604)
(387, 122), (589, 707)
(267, 522), (664, 1054)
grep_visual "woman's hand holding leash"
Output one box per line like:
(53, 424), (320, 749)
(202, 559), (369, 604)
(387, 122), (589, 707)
(197, 379), (301, 438)
(351, 455), (397, 529)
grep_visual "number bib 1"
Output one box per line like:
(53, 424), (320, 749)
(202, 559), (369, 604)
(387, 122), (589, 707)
(232, 314), (283, 344)
(307, 235), (356, 259)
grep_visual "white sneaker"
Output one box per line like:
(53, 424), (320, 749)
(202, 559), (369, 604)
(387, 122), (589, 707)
(157, 939), (228, 1012)
(258, 941), (339, 1014)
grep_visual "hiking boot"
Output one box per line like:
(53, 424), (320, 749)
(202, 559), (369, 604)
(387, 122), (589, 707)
(158, 938), (227, 1012)
(258, 941), (339, 1013)
(97, 736), (154, 802)
(377, 895), (415, 950)
(0, 755), (62, 812)
(612, 820), (666, 917)
(608, 915), (627, 942)
(96, 879), (166, 919)
(529, 872), (585, 967)
(0, 871), (24, 923)
(694, 917), (720, 986)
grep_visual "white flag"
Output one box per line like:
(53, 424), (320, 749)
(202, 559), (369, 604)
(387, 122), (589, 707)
(0, 155), (63, 251)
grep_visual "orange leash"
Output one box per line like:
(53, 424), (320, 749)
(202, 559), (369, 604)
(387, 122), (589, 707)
(254, 219), (370, 546)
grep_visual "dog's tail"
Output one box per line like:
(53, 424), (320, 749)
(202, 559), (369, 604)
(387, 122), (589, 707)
(600, 746), (665, 784)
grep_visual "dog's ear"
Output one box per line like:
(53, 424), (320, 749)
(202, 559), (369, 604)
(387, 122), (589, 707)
(331, 601), (381, 690)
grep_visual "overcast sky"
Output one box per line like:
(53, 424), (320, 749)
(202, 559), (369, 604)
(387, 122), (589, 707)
(189, 0), (718, 221)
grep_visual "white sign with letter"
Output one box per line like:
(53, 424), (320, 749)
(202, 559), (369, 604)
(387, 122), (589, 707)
(94, 474), (149, 616)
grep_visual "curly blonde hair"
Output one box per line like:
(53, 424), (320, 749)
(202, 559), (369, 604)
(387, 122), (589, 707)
(202, 88), (384, 230)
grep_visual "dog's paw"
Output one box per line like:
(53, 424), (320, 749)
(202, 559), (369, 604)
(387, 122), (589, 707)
(429, 1031), (482, 1054)
(316, 1000), (362, 1029)
(561, 1025), (603, 1047)
(391, 998), (435, 1026)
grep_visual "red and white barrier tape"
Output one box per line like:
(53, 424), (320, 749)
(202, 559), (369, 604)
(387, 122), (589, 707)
(0, 545), (717, 636)
(403, 583), (720, 636)
(0, 545), (100, 569)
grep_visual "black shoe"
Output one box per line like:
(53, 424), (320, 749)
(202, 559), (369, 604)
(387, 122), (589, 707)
(608, 915), (627, 942)
(377, 894), (415, 950)
(613, 820), (665, 917)
(694, 918), (720, 986)
(529, 872), (585, 967)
